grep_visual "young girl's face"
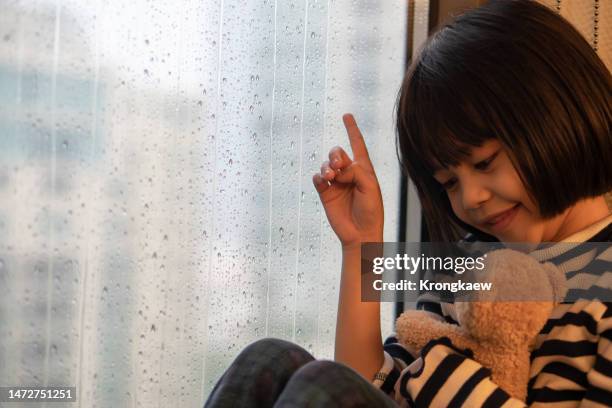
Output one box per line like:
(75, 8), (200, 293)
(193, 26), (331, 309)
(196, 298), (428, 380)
(433, 139), (565, 243)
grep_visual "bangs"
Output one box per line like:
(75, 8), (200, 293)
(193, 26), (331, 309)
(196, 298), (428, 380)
(397, 60), (498, 174)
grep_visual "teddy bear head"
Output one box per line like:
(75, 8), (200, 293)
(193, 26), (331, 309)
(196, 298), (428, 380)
(454, 249), (567, 348)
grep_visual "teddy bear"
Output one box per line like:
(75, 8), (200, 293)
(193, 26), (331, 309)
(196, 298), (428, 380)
(395, 248), (567, 401)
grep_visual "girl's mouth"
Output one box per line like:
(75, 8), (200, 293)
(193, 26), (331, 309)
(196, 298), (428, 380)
(484, 204), (520, 231)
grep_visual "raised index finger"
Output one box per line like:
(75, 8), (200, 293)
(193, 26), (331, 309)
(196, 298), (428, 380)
(342, 113), (372, 166)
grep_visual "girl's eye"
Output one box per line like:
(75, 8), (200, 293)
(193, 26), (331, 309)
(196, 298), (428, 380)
(441, 178), (457, 191)
(474, 151), (499, 171)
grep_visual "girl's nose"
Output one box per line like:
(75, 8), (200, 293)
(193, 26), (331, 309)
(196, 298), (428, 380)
(460, 178), (491, 210)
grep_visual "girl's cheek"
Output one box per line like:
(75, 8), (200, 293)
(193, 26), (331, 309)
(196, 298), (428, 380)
(494, 162), (525, 202)
(449, 198), (470, 226)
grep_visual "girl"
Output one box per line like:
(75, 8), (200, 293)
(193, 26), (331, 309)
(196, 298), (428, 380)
(205, 0), (611, 406)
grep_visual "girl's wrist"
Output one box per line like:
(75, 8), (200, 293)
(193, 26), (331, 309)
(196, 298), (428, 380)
(341, 235), (384, 252)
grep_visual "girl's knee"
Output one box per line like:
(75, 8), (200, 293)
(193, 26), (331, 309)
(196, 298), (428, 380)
(243, 337), (306, 354)
(245, 337), (295, 350)
(291, 360), (355, 381)
(277, 361), (398, 407)
(205, 339), (316, 407)
(239, 337), (314, 365)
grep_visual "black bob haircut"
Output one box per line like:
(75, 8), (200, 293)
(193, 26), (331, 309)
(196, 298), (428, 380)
(395, 0), (612, 243)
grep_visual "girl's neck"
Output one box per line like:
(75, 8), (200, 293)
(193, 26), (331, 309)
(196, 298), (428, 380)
(548, 195), (611, 242)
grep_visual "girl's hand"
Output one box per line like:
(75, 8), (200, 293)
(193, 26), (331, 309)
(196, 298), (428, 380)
(312, 114), (384, 249)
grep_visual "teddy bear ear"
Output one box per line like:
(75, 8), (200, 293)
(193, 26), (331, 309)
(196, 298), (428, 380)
(544, 262), (568, 302)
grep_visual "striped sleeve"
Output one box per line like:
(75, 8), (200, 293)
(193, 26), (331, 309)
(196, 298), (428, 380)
(372, 333), (417, 397)
(371, 297), (456, 397)
(399, 337), (527, 407)
(583, 303), (612, 406)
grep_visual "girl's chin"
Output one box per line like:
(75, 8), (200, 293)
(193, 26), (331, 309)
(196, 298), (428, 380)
(496, 232), (523, 243)
(492, 224), (525, 243)
(496, 228), (544, 245)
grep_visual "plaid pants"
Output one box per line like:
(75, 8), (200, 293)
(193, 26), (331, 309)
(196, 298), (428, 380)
(204, 337), (398, 407)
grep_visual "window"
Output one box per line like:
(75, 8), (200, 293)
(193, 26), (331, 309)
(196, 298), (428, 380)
(0, 0), (407, 404)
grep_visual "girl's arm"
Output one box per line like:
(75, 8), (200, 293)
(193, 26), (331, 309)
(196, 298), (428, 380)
(312, 113), (385, 381)
(335, 243), (384, 381)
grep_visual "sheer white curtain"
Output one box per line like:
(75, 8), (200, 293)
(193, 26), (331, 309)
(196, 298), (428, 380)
(0, 0), (406, 405)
